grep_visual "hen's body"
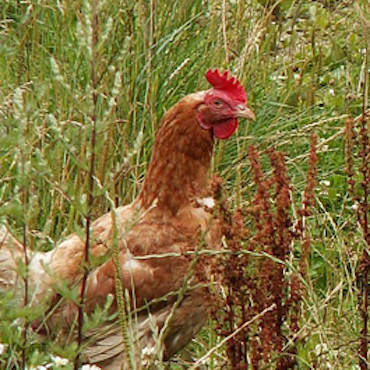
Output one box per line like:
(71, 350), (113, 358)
(0, 71), (255, 369)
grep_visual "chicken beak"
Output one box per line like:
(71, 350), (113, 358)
(235, 104), (256, 121)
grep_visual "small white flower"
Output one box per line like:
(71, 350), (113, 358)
(141, 346), (157, 366)
(352, 202), (360, 211)
(142, 346), (156, 356)
(315, 342), (328, 356)
(320, 180), (330, 187)
(50, 355), (69, 365)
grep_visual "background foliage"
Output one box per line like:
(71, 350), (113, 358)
(0, 0), (367, 368)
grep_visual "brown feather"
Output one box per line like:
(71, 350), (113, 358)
(0, 77), (254, 368)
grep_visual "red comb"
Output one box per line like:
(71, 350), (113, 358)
(206, 69), (246, 103)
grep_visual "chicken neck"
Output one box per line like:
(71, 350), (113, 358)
(138, 96), (214, 216)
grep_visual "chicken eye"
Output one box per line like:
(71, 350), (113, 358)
(212, 99), (224, 108)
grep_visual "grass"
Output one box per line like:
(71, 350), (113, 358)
(0, 0), (368, 368)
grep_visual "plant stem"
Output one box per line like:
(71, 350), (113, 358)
(21, 159), (29, 370)
(359, 42), (370, 370)
(74, 0), (99, 368)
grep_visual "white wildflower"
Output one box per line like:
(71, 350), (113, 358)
(315, 342), (328, 356)
(352, 202), (360, 211)
(50, 355), (69, 365)
(141, 346), (156, 366)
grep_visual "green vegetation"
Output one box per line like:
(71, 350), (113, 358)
(0, 0), (368, 368)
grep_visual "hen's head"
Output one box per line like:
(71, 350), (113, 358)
(196, 69), (255, 139)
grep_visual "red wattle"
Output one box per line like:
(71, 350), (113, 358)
(213, 119), (238, 139)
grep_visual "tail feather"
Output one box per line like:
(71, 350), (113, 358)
(83, 312), (163, 369)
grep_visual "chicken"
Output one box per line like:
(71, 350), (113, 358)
(0, 69), (255, 369)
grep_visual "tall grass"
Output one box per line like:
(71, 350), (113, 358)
(0, 0), (367, 368)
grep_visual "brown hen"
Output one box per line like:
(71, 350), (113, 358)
(0, 69), (255, 369)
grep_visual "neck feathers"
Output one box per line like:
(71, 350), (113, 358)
(139, 96), (214, 215)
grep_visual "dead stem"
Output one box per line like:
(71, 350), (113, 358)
(212, 143), (317, 369)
